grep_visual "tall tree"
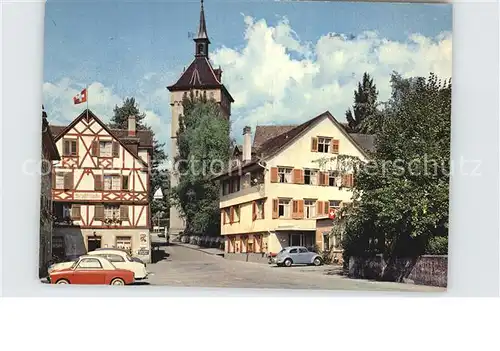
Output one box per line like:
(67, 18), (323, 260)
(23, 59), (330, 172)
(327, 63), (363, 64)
(109, 98), (170, 223)
(345, 72), (379, 133)
(340, 73), (451, 271)
(173, 91), (231, 236)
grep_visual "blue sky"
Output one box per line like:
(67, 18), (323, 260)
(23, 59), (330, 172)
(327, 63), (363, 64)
(43, 0), (452, 156)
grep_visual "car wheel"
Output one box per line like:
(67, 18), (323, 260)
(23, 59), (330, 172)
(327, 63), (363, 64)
(313, 257), (322, 266)
(56, 279), (69, 284)
(284, 258), (293, 267)
(111, 278), (125, 286)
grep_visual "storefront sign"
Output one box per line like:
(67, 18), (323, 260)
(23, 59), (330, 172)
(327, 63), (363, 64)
(137, 249), (149, 256)
(74, 192), (102, 200)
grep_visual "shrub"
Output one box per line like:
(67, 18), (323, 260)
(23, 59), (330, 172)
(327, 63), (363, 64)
(426, 236), (448, 255)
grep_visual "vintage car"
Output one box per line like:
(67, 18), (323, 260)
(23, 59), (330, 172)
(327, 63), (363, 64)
(49, 255), (135, 285)
(275, 246), (323, 267)
(48, 249), (149, 280)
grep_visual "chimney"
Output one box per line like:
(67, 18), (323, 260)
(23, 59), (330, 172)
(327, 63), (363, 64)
(243, 126), (251, 162)
(128, 115), (136, 137)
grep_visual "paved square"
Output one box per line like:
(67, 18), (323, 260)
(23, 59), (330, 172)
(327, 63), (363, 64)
(145, 244), (445, 292)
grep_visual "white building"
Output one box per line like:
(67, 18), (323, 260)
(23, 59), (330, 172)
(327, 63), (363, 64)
(50, 109), (153, 262)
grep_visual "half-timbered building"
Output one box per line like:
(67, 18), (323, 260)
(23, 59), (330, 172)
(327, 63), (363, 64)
(50, 109), (153, 262)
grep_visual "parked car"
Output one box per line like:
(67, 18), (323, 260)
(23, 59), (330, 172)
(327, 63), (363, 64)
(49, 255), (135, 285)
(87, 249), (149, 280)
(275, 246), (323, 267)
(48, 249), (149, 280)
(93, 248), (146, 265)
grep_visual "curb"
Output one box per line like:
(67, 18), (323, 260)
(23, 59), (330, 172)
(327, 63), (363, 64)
(173, 243), (225, 257)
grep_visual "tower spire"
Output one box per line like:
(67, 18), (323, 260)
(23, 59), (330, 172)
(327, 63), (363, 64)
(197, 0), (208, 40)
(194, 0), (210, 57)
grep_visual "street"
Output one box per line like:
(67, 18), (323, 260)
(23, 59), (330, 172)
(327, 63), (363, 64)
(145, 243), (445, 292)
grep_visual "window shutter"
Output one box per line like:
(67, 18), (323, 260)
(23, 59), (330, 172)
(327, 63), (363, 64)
(318, 172), (325, 186)
(64, 172), (73, 189)
(120, 205), (129, 220)
(311, 137), (318, 152)
(94, 205), (104, 220)
(230, 206), (235, 224)
(292, 200), (299, 219)
(63, 140), (70, 156)
(316, 201), (323, 216)
(332, 139), (339, 154)
(272, 199), (279, 219)
(261, 200), (265, 219)
(323, 201), (329, 215)
(270, 167), (278, 183)
(71, 204), (81, 220)
(350, 173), (355, 187)
(341, 174), (348, 187)
(298, 200), (304, 219)
(94, 174), (103, 191)
(122, 175), (129, 190)
(252, 201), (257, 221)
(222, 210), (226, 225)
(293, 169), (302, 184)
(91, 141), (99, 157)
(112, 142), (120, 157)
(51, 171), (56, 189)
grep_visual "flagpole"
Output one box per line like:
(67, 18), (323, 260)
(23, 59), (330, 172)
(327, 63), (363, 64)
(86, 84), (89, 119)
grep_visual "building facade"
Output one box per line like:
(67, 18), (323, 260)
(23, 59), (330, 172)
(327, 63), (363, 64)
(40, 107), (61, 277)
(167, 0), (234, 238)
(50, 109), (153, 263)
(216, 111), (375, 260)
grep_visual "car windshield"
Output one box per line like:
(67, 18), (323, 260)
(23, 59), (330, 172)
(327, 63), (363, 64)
(126, 255), (133, 261)
(70, 261), (79, 269)
(279, 249), (286, 254)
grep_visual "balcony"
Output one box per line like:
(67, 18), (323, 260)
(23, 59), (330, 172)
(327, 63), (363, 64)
(220, 183), (265, 208)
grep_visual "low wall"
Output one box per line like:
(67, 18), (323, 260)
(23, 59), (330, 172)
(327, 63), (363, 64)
(348, 255), (447, 287)
(224, 252), (269, 264)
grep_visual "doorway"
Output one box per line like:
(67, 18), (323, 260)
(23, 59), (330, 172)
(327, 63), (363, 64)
(87, 236), (102, 252)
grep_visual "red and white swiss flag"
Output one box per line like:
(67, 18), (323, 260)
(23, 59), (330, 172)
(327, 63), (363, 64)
(73, 88), (87, 105)
(328, 208), (336, 220)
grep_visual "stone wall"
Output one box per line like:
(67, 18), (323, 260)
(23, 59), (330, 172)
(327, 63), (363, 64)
(224, 252), (269, 264)
(348, 255), (448, 287)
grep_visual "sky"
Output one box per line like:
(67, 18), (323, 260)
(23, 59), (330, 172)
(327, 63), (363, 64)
(43, 0), (452, 161)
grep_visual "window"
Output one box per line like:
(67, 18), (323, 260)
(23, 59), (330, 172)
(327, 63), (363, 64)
(222, 180), (230, 196)
(104, 175), (121, 190)
(230, 178), (240, 193)
(278, 199), (291, 218)
(55, 172), (65, 189)
(77, 258), (102, 269)
(104, 205), (120, 219)
(304, 169), (318, 185)
(99, 141), (112, 157)
(298, 247), (308, 253)
(247, 241), (254, 253)
(323, 233), (331, 251)
(62, 204), (71, 219)
(255, 200), (264, 220)
(304, 200), (316, 219)
(329, 200), (341, 209)
(115, 237), (132, 252)
(329, 171), (338, 186)
(63, 139), (78, 156)
(289, 248), (298, 254)
(290, 234), (305, 247)
(278, 168), (293, 183)
(318, 137), (332, 153)
(105, 254), (125, 263)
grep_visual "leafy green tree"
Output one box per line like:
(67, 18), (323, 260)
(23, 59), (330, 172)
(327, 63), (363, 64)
(173, 92), (231, 236)
(109, 97), (170, 223)
(345, 72), (380, 133)
(340, 72), (451, 267)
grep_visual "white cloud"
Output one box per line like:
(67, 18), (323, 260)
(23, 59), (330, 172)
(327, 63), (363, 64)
(211, 16), (452, 139)
(44, 15), (452, 155)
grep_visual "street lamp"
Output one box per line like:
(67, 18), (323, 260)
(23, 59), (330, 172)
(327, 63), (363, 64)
(152, 187), (168, 242)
